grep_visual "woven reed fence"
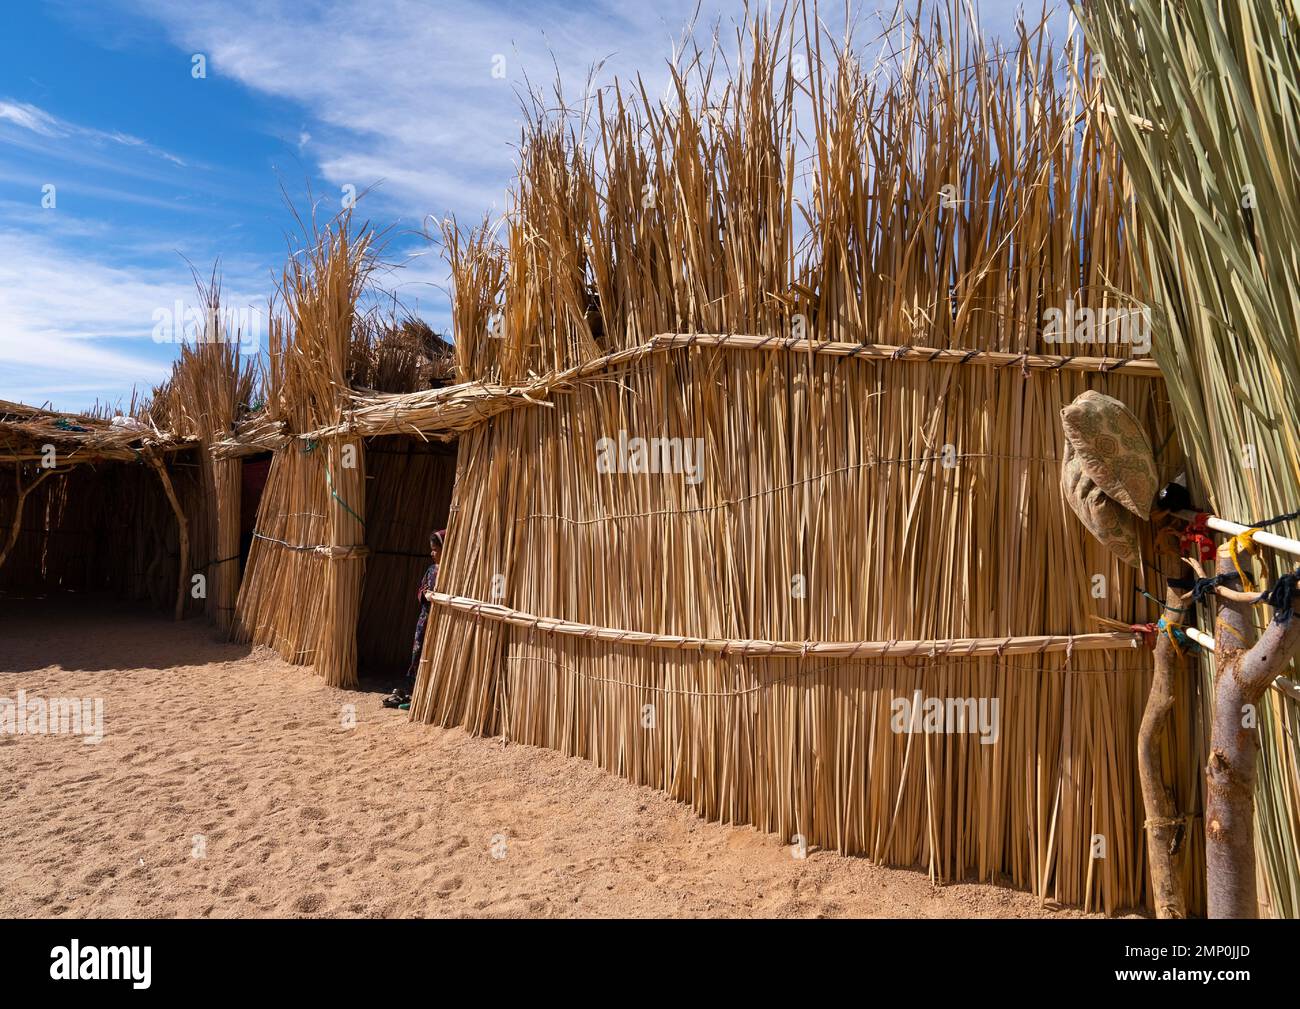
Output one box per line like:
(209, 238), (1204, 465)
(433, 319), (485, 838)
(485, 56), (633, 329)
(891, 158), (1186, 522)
(147, 291), (257, 634)
(404, 4), (1206, 912)
(235, 434), (457, 675)
(231, 221), (457, 684)
(0, 454), (207, 613)
(414, 344), (1192, 912)
(0, 396), (205, 614)
(234, 442), (336, 665)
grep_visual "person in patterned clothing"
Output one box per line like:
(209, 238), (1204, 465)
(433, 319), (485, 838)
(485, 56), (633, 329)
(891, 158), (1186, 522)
(385, 528), (444, 708)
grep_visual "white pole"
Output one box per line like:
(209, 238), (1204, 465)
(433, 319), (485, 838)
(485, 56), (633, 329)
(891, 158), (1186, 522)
(1176, 509), (1300, 560)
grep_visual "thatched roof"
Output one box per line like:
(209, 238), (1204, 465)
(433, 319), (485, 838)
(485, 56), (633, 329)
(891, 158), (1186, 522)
(0, 399), (193, 465)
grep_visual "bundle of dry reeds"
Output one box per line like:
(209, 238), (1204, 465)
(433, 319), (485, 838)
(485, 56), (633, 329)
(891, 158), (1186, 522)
(412, 2), (1189, 912)
(234, 212), (377, 687)
(438, 218), (506, 383)
(148, 275), (257, 632)
(351, 315), (454, 393)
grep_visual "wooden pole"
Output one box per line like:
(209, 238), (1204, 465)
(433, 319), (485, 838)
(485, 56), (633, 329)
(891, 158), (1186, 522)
(1205, 555), (1300, 917)
(0, 463), (57, 572)
(1184, 617), (1299, 699)
(147, 451), (190, 621)
(1137, 586), (1189, 919)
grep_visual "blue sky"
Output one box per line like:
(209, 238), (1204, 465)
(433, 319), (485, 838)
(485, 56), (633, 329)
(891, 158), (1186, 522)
(1, 0), (1069, 412)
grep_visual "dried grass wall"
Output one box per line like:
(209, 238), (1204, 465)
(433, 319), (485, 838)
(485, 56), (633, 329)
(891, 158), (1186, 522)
(143, 278), (257, 633)
(233, 221), (455, 683)
(412, 4), (1196, 912)
(418, 349), (1194, 912)
(238, 436), (457, 675)
(232, 219), (375, 687)
(0, 454), (207, 614)
(233, 443), (333, 664)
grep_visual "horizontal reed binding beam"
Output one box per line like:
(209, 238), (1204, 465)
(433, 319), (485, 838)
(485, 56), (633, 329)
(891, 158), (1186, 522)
(426, 591), (1145, 659)
(251, 531), (370, 560)
(647, 333), (1163, 377)
(292, 332), (1162, 445)
(0, 440), (198, 465)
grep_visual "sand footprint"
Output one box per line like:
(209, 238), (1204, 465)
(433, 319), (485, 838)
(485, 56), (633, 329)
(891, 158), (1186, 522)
(82, 867), (117, 887)
(292, 892), (326, 914)
(434, 875), (463, 897)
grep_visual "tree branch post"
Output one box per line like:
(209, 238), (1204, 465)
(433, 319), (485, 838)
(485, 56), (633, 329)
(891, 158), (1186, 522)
(1205, 554), (1300, 918)
(0, 463), (57, 572)
(1138, 586), (1190, 919)
(147, 451), (190, 622)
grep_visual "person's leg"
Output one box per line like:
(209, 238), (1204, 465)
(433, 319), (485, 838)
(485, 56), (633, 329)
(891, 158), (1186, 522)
(386, 624), (424, 707)
(405, 607), (430, 689)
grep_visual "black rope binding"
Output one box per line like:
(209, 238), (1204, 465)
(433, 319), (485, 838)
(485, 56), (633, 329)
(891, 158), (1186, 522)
(1258, 569), (1300, 624)
(1169, 571), (1241, 608)
(1247, 506), (1300, 531)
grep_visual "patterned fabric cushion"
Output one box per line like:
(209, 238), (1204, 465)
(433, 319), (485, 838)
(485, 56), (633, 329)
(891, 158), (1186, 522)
(1060, 440), (1141, 568)
(1060, 390), (1158, 519)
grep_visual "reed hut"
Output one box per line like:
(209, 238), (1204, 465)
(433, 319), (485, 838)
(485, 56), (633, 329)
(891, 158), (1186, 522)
(390, 6), (1197, 914)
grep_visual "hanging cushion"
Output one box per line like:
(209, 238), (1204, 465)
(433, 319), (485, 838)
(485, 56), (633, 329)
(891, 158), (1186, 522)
(1060, 390), (1158, 519)
(1060, 440), (1141, 568)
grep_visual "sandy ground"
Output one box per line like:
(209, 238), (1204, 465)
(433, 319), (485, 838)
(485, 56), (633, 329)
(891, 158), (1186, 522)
(0, 597), (1118, 919)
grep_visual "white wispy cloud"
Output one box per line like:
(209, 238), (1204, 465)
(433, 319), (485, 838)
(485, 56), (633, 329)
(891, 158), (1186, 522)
(0, 97), (188, 167)
(125, 0), (731, 221)
(102, 0), (746, 350)
(0, 226), (271, 407)
(0, 100), (64, 136)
